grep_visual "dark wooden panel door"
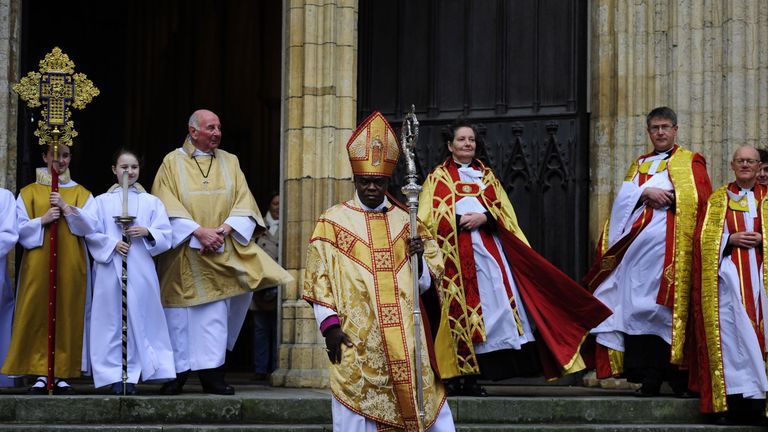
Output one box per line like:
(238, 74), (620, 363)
(358, 0), (589, 278)
(18, 0), (282, 210)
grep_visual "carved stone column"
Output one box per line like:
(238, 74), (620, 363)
(589, 0), (768, 243)
(273, 0), (357, 388)
(0, 0), (20, 281)
(0, 0), (19, 191)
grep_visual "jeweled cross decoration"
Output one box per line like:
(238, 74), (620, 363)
(12, 47), (99, 395)
(13, 47), (100, 147)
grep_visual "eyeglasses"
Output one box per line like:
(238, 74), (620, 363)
(733, 158), (760, 166)
(648, 124), (676, 133)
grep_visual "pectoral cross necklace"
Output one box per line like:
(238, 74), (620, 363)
(193, 155), (213, 186)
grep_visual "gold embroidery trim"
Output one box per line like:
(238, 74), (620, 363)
(728, 195), (750, 212)
(700, 186), (728, 412)
(455, 182), (480, 196)
(638, 160), (668, 174)
(667, 148), (697, 365)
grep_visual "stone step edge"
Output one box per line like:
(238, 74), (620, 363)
(0, 424), (762, 432)
(0, 397), (710, 425)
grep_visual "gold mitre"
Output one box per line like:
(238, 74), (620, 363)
(347, 111), (400, 177)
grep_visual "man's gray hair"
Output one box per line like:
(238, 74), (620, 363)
(188, 112), (199, 130)
(732, 144), (759, 160)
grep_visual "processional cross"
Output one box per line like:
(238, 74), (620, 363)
(13, 47), (99, 395)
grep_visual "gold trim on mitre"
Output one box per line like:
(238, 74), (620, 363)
(347, 112), (400, 177)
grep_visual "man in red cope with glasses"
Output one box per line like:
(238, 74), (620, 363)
(693, 145), (768, 423)
(584, 107), (712, 396)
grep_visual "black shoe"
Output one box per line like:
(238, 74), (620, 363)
(674, 390), (696, 399)
(462, 382), (488, 397)
(198, 367), (235, 395)
(461, 376), (488, 397)
(636, 378), (661, 397)
(27, 377), (47, 395)
(668, 375), (694, 398)
(711, 414), (731, 425)
(160, 370), (190, 395)
(53, 380), (76, 395)
(111, 382), (139, 396)
(443, 378), (461, 396)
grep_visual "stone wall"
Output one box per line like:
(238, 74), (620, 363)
(0, 0), (18, 192)
(590, 0), (768, 242)
(0, 0), (19, 281)
(272, 0), (358, 388)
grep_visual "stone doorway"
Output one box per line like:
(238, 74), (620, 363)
(19, 0), (283, 374)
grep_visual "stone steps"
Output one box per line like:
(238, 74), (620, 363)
(0, 427), (331, 432)
(0, 385), (762, 431)
(0, 425), (763, 432)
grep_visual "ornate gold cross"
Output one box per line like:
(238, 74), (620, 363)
(11, 47), (99, 395)
(13, 47), (100, 147)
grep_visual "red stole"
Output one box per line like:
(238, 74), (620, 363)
(447, 162), (521, 343)
(725, 184), (766, 354)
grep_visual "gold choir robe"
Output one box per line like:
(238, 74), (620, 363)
(152, 139), (291, 307)
(303, 198), (447, 432)
(2, 171), (94, 377)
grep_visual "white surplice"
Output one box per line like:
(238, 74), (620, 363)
(454, 165), (535, 353)
(163, 211), (256, 372)
(591, 154), (674, 351)
(85, 186), (176, 387)
(331, 397), (455, 432)
(0, 189), (17, 387)
(717, 189), (768, 399)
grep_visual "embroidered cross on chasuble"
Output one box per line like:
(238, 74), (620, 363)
(303, 199), (447, 431)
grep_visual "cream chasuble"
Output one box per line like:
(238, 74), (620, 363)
(304, 198), (447, 432)
(152, 139), (291, 307)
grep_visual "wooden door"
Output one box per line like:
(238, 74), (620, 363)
(358, 0), (590, 278)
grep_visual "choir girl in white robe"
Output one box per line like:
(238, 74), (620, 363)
(85, 150), (175, 395)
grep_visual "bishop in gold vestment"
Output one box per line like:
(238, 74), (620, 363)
(304, 112), (454, 432)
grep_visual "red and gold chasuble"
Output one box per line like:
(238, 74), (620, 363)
(419, 158), (612, 379)
(694, 183), (768, 413)
(303, 199), (446, 432)
(584, 146), (711, 377)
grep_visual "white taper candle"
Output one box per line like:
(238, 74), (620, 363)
(122, 171), (129, 217)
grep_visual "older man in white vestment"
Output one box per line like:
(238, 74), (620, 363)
(693, 145), (768, 423)
(153, 109), (291, 395)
